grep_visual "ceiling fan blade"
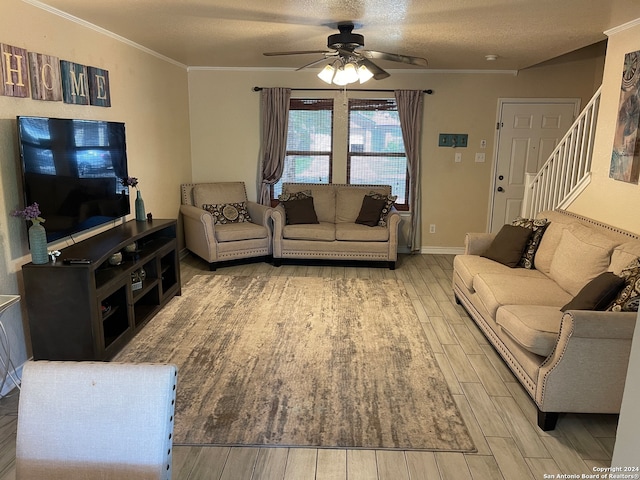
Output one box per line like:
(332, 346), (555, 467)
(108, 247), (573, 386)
(360, 50), (428, 67)
(359, 58), (390, 80)
(263, 50), (331, 56)
(295, 57), (331, 71)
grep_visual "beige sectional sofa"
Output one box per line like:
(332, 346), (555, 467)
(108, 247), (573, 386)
(271, 183), (401, 269)
(453, 210), (639, 430)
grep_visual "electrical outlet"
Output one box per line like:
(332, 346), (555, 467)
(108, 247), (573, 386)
(429, 224), (436, 234)
(455, 152), (462, 163)
(475, 152), (486, 162)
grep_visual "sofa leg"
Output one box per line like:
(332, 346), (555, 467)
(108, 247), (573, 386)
(273, 258), (282, 267)
(537, 409), (559, 431)
(388, 261), (396, 270)
(208, 262), (217, 271)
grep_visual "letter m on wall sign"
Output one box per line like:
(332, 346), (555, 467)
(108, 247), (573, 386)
(60, 60), (89, 105)
(1, 44), (30, 97)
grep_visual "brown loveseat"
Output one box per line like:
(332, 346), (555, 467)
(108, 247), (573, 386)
(271, 183), (401, 269)
(453, 210), (639, 430)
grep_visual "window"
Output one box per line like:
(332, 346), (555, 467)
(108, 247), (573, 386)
(272, 98), (333, 199)
(348, 99), (408, 208)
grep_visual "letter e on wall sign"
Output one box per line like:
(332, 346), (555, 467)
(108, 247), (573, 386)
(88, 66), (111, 107)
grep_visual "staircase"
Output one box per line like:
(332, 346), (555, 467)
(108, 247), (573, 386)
(522, 86), (602, 218)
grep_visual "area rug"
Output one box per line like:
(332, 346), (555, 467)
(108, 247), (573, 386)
(114, 274), (475, 452)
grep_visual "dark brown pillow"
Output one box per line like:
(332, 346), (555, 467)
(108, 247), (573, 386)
(281, 196), (319, 225)
(561, 272), (625, 312)
(355, 195), (387, 227)
(482, 224), (533, 268)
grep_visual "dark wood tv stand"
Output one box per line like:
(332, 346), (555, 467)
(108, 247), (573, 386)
(22, 219), (181, 360)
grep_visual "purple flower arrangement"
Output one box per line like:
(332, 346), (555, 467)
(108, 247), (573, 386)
(11, 202), (45, 224)
(121, 176), (139, 189)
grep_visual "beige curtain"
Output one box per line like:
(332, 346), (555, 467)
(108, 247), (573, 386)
(394, 90), (424, 252)
(259, 87), (291, 205)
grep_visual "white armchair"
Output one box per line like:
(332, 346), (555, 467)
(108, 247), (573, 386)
(16, 361), (178, 480)
(180, 182), (273, 270)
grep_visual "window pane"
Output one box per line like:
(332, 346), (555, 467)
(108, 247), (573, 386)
(348, 99), (408, 207)
(273, 98), (333, 200)
(273, 154), (330, 198)
(349, 155), (407, 204)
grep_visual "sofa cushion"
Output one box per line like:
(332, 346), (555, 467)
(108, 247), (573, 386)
(453, 255), (545, 292)
(203, 202), (250, 224)
(193, 183), (247, 207)
(366, 192), (397, 227)
(473, 273), (572, 317)
(355, 195), (387, 227)
(481, 224), (533, 268)
(336, 223), (390, 242)
(283, 186), (335, 223)
(281, 197), (319, 225)
(496, 305), (564, 357)
(511, 217), (549, 269)
(534, 222), (570, 275)
(282, 222), (336, 241)
(609, 241), (640, 275)
(215, 222), (269, 242)
(608, 258), (640, 312)
(561, 272), (625, 312)
(549, 226), (617, 296)
(335, 189), (368, 223)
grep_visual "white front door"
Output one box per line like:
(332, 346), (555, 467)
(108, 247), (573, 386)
(489, 100), (579, 232)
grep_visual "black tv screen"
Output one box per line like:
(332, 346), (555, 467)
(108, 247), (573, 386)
(17, 116), (131, 243)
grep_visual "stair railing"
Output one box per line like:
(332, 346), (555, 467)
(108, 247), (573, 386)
(523, 86), (602, 218)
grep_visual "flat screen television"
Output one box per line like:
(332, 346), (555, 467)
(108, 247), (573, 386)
(17, 116), (131, 243)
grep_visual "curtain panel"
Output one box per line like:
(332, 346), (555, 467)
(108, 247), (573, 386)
(259, 88), (291, 205)
(394, 90), (424, 252)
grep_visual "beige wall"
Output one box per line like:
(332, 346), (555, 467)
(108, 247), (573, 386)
(0, 0), (191, 374)
(568, 22), (640, 234)
(188, 43), (605, 251)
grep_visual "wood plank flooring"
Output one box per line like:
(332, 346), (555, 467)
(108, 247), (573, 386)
(0, 253), (619, 479)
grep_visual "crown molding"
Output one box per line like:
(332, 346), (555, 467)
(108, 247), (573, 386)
(604, 17), (640, 36)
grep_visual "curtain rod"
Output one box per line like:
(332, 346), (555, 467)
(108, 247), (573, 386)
(253, 86), (433, 94)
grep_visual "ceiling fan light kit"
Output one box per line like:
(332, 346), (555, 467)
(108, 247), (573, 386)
(318, 59), (374, 85)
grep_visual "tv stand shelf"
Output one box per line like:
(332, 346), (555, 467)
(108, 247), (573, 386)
(22, 219), (181, 361)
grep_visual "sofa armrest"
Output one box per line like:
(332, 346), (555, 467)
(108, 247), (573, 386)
(179, 204), (218, 262)
(271, 206), (286, 258)
(464, 232), (496, 255)
(386, 207), (401, 261)
(246, 201), (272, 228)
(535, 310), (637, 413)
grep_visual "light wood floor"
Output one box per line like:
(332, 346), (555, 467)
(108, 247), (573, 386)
(0, 253), (619, 479)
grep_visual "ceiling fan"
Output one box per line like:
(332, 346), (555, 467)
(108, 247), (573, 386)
(263, 22), (428, 85)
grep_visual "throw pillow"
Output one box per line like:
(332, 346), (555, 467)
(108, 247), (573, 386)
(511, 217), (550, 269)
(281, 196), (319, 225)
(366, 192), (397, 227)
(202, 202), (250, 224)
(608, 258), (640, 312)
(355, 195), (387, 227)
(481, 224), (533, 268)
(278, 190), (312, 202)
(560, 272), (625, 312)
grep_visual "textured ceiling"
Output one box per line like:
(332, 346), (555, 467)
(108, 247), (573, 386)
(30, 0), (640, 71)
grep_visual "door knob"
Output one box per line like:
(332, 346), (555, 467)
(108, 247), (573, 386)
(497, 187), (504, 192)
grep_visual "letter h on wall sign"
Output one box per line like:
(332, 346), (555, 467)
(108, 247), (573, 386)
(1, 44), (29, 97)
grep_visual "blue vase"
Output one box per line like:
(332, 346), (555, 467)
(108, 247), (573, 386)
(135, 190), (146, 221)
(28, 222), (48, 264)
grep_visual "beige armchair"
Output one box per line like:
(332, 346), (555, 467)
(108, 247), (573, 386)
(180, 182), (273, 270)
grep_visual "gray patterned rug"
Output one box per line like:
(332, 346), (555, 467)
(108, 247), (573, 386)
(115, 274), (475, 452)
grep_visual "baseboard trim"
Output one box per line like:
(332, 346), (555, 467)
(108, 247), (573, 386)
(420, 246), (465, 255)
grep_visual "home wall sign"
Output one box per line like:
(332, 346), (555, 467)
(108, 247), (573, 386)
(610, 50), (640, 184)
(0, 42), (110, 107)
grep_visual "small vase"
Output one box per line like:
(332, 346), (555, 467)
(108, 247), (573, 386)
(28, 221), (48, 264)
(135, 190), (146, 221)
